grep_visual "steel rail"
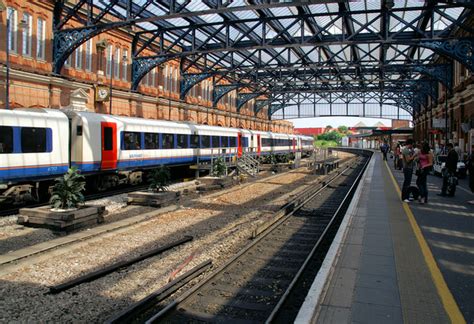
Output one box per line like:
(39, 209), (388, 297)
(145, 154), (365, 323)
(265, 152), (371, 323)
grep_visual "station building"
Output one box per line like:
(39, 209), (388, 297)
(0, 0), (294, 134)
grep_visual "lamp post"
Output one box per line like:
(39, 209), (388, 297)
(2, 7), (27, 110)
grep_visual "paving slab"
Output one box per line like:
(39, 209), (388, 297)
(311, 152), (453, 324)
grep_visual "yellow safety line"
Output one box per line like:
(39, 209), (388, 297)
(384, 161), (466, 324)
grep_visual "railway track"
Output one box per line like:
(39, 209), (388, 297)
(115, 150), (371, 323)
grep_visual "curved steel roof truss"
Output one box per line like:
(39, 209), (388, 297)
(53, 0), (473, 119)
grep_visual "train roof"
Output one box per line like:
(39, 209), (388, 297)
(4, 108), (69, 120)
(70, 111), (192, 130)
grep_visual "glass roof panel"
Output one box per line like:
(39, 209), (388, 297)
(393, 0), (426, 9)
(307, 4), (330, 14)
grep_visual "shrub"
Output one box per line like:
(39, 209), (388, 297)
(148, 165), (171, 192)
(50, 167), (86, 210)
(212, 157), (227, 177)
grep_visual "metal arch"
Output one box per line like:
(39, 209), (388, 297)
(237, 93), (262, 113)
(180, 73), (214, 99)
(212, 84), (240, 107)
(254, 99), (272, 115)
(53, 0), (473, 117)
(53, 24), (126, 74)
(419, 39), (474, 72)
(131, 56), (176, 90)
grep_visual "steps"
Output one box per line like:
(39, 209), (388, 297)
(237, 152), (260, 177)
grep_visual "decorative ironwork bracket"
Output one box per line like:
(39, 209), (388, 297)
(411, 64), (452, 91)
(268, 104), (285, 119)
(180, 73), (213, 100)
(53, 26), (105, 74)
(420, 38), (474, 72)
(212, 84), (240, 107)
(131, 56), (173, 91)
(237, 93), (261, 112)
(254, 100), (271, 115)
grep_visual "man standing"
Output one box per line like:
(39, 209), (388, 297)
(381, 141), (389, 161)
(439, 143), (459, 197)
(401, 139), (415, 202)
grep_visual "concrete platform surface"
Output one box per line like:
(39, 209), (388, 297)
(307, 152), (470, 324)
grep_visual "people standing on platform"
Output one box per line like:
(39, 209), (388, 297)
(468, 153), (474, 205)
(416, 142), (433, 204)
(438, 143), (459, 197)
(401, 139), (415, 202)
(380, 141), (389, 161)
(394, 144), (401, 170)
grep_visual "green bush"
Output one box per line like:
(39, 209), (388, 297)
(148, 165), (171, 192)
(50, 167), (86, 210)
(212, 157), (227, 177)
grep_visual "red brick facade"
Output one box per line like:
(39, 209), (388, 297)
(0, 0), (294, 134)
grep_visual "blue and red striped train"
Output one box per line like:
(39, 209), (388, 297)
(0, 109), (314, 204)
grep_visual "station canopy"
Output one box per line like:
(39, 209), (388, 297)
(53, 0), (474, 120)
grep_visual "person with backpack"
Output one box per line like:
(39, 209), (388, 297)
(401, 139), (415, 202)
(438, 143), (459, 197)
(416, 142), (434, 204)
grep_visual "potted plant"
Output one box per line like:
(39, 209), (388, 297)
(50, 167), (86, 211)
(148, 165), (171, 192)
(128, 165), (179, 207)
(211, 156), (227, 178)
(18, 167), (105, 231)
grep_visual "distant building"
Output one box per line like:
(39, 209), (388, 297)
(294, 128), (325, 136)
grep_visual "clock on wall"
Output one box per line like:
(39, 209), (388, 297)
(95, 85), (110, 102)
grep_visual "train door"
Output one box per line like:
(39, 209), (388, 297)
(292, 137), (296, 153)
(101, 122), (117, 170)
(257, 134), (261, 156)
(237, 133), (243, 157)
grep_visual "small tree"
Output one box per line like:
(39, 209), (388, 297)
(212, 157), (227, 177)
(148, 165), (171, 192)
(50, 167), (86, 210)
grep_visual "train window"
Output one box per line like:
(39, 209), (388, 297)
(21, 127), (47, 153)
(242, 137), (248, 147)
(123, 131), (141, 150)
(222, 136), (229, 147)
(229, 136), (237, 147)
(76, 125), (83, 136)
(0, 126), (13, 154)
(190, 135), (200, 148)
(201, 135), (211, 148)
(211, 136), (220, 148)
(104, 127), (113, 151)
(177, 134), (188, 149)
(144, 133), (159, 149)
(162, 133), (175, 149)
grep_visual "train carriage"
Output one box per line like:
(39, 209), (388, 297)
(0, 109), (69, 185)
(0, 108), (314, 202)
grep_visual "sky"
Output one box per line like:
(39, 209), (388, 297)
(286, 117), (395, 129)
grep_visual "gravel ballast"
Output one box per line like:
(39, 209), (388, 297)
(0, 155), (353, 322)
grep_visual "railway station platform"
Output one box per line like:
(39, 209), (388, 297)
(296, 152), (473, 324)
